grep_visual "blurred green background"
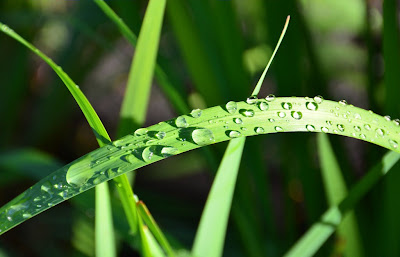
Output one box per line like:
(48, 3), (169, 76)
(1, 0), (399, 256)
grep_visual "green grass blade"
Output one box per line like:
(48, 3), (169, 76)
(138, 214), (167, 257)
(192, 137), (245, 257)
(137, 201), (175, 257)
(317, 133), (363, 256)
(285, 150), (400, 257)
(118, 0), (167, 135)
(1, 97), (400, 235)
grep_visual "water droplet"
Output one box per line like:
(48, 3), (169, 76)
(281, 102), (292, 110)
(384, 115), (391, 121)
(274, 126), (283, 132)
(228, 130), (241, 138)
(241, 127), (247, 131)
(360, 134), (366, 139)
(41, 182), (52, 194)
(364, 124), (371, 131)
(321, 127), (329, 133)
(354, 126), (361, 132)
(22, 213), (32, 219)
(306, 102), (318, 111)
(337, 124), (345, 132)
(376, 128), (385, 137)
(326, 121), (333, 126)
(389, 139), (398, 149)
(306, 125), (315, 132)
(161, 146), (178, 157)
(354, 113), (362, 119)
(291, 111), (302, 120)
(268, 118), (275, 123)
(393, 119), (400, 126)
(313, 95), (324, 104)
(266, 94), (276, 102)
(226, 101), (238, 114)
(190, 109), (202, 118)
(125, 154), (136, 164)
(192, 128), (215, 146)
(277, 112), (286, 118)
(240, 109), (255, 117)
(258, 102), (269, 111)
(176, 116), (189, 128)
(7, 216), (12, 222)
(155, 131), (166, 139)
(255, 127), (264, 134)
(246, 96), (258, 105)
(142, 146), (156, 162)
(234, 118), (243, 124)
(134, 128), (148, 137)
(339, 100), (348, 105)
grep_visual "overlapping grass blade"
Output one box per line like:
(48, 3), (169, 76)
(192, 137), (245, 257)
(1, 97), (400, 236)
(285, 150), (400, 257)
(138, 214), (166, 257)
(317, 133), (362, 256)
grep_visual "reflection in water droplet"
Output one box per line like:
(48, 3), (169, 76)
(176, 116), (189, 128)
(306, 102), (318, 111)
(376, 128), (385, 137)
(337, 124), (345, 132)
(155, 131), (166, 139)
(277, 112), (286, 118)
(234, 118), (243, 124)
(274, 126), (283, 132)
(246, 96), (258, 105)
(306, 125), (315, 132)
(226, 101), (238, 114)
(291, 111), (302, 120)
(229, 130), (241, 138)
(190, 109), (202, 118)
(389, 139), (398, 149)
(240, 109), (255, 117)
(192, 128), (215, 146)
(266, 94), (276, 102)
(354, 126), (361, 132)
(161, 146), (178, 157)
(314, 95), (324, 104)
(281, 102), (293, 110)
(258, 102), (269, 111)
(134, 128), (148, 137)
(321, 127), (329, 133)
(255, 127), (265, 134)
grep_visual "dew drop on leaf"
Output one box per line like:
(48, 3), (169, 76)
(228, 130), (241, 138)
(155, 131), (166, 139)
(278, 112), (286, 118)
(321, 127), (329, 133)
(125, 154), (136, 164)
(338, 100), (348, 106)
(192, 128), (215, 146)
(268, 118), (275, 123)
(190, 109), (202, 118)
(389, 139), (398, 149)
(161, 146), (178, 157)
(305, 102), (318, 111)
(134, 128), (148, 137)
(240, 109), (255, 117)
(384, 115), (391, 121)
(364, 124), (371, 131)
(306, 124), (315, 132)
(360, 134), (366, 139)
(176, 116), (189, 128)
(255, 127), (265, 134)
(246, 96), (258, 105)
(274, 126), (283, 132)
(265, 94), (276, 102)
(337, 124), (345, 132)
(354, 126), (361, 132)
(142, 146), (156, 162)
(258, 102), (269, 111)
(291, 111), (302, 120)
(393, 119), (400, 126)
(376, 128), (385, 137)
(281, 102), (292, 110)
(313, 95), (324, 104)
(234, 118), (243, 124)
(226, 101), (238, 114)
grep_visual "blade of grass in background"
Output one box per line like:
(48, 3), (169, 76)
(138, 215), (166, 257)
(317, 133), (363, 256)
(192, 137), (245, 257)
(117, 0), (167, 135)
(285, 150), (400, 257)
(381, 0), (400, 255)
(0, 22), (118, 256)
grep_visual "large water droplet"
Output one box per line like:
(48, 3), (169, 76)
(389, 139), (398, 149)
(277, 112), (286, 118)
(226, 101), (238, 114)
(176, 116), (189, 128)
(337, 124), (345, 132)
(234, 118), (243, 124)
(192, 128), (215, 146)
(240, 109), (255, 117)
(321, 127), (329, 133)
(274, 126), (283, 132)
(376, 128), (385, 137)
(265, 94), (276, 102)
(161, 146), (178, 157)
(306, 102), (318, 111)
(258, 102), (269, 111)
(155, 131), (166, 139)
(134, 128), (148, 137)
(255, 127), (265, 134)
(306, 125), (315, 132)
(246, 96), (258, 105)
(142, 146), (156, 162)
(228, 130), (241, 138)
(191, 109), (202, 118)
(291, 111), (302, 120)
(314, 95), (324, 104)
(281, 102), (292, 110)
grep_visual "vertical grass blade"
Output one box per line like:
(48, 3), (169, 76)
(138, 215), (167, 257)
(118, 0), (167, 135)
(317, 133), (363, 256)
(192, 137), (245, 257)
(285, 151), (400, 257)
